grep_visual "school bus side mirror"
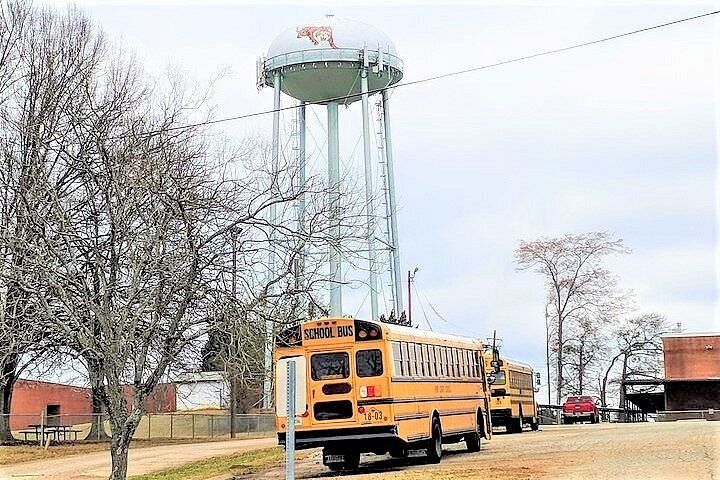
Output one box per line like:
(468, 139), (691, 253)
(490, 351), (502, 373)
(487, 373), (496, 385)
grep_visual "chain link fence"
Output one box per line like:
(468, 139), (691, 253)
(537, 404), (642, 424)
(1, 412), (275, 443)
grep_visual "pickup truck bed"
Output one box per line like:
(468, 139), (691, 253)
(562, 396), (599, 424)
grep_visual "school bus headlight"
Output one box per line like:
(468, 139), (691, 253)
(358, 330), (368, 339)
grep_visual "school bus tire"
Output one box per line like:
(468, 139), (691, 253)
(426, 416), (443, 464)
(531, 417), (540, 431)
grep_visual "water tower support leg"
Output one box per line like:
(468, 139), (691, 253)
(297, 102), (307, 316)
(361, 59), (379, 321)
(327, 101), (342, 316)
(381, 89), (403, 317)
(263, 72), (281, 409)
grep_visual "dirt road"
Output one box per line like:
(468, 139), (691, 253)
(250, 421), (720, 480)
(0, 437), (276, 480)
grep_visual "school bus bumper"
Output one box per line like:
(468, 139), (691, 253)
(278, 425), (399, 450)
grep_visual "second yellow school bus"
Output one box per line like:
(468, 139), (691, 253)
(274, 317), (494, 471)
(485, 356), (539, 433)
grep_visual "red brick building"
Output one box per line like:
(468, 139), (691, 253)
(10, 380), (177, 430)
(9, 380), (92, 430)
(662, 332), (720, 411)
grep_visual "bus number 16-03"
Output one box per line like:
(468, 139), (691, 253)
(363, 408), (384, 422)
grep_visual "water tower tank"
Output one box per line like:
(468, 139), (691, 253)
(259, 16), (404, 104)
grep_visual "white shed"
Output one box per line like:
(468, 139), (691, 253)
(175, 371), (229, 411)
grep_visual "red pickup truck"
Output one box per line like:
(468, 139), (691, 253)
(562, 396), (600, 424)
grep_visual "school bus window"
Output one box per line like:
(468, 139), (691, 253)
(428, 345), (436, 376)
(453, 348), (460, 378)
(421, 344), (430, 376)
(438, 346), (445, 376)
(391, 342), (402, 375)
(494, 370), (506, 385)
(457, 349), (462, 378)
(442, 348), (449, 377)
(459, 349), (465, 377)
(311, 352), (350, 381)
(463, 350), (469, 377)
(414, 343), (424, 376)
(408, 343), (417, 376)
(401, 342), (410, 376)
(357, 349), (383, 377)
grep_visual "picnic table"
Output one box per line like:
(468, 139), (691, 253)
(19, 424), (82, 442)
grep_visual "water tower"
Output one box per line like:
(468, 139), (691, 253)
(257, 15), (405, 319)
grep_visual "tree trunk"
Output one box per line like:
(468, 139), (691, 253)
(556, 315), (563, 404)
(86, 384), (110, 441)
(229, 375), (237, 438)
(578, 339), (584, 395)
(619, 354), (628, 422)
(85, 364), (110, 440)
(0, 358), (18, 442)
(109, 433), (130, 480)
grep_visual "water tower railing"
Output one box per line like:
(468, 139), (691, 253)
(264, 49), (403, 74)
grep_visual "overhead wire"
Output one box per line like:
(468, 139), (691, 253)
(412, 282), (433, 331)
(123, 9), (719, 138)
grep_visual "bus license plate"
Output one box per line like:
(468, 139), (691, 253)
(362, 407), (383, 423)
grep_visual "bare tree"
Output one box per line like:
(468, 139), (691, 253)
(515, 232), (630, 403)
(599, 313), (667, 409)
(0, 0), (90, 441)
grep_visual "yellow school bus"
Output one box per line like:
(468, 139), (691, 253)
(484, 355), (539, 433)
(274, 317), (494, 471)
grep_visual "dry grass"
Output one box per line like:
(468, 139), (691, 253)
(0, 438), (251, 466)
(129, 447), (285, 480)
(0, 443), (108, 465)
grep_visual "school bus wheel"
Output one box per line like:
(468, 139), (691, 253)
(465, 410), (483, 452)
(426, 416), (443, 464)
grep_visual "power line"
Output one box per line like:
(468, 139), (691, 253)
(139, 9), (718, 136)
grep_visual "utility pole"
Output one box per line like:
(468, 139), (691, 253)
(407, 268), (417, 325)
(230, 228), (241, 438)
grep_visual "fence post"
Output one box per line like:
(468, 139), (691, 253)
(210, 415), (214, 438)
(170, 414), (173, 439)
(192, 414), (195, 439)
(148, 413), (151, 440)
(40, 410), (45, 447)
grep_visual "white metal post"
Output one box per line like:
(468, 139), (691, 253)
(285, 360), (296, 480)
(264, 71), (281, 409)
(361, 49), (379, 320)
(327, 101), (342, 316)
(381, 89), (403, 316)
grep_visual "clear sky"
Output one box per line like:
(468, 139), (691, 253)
(69, 0), (718, 373)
